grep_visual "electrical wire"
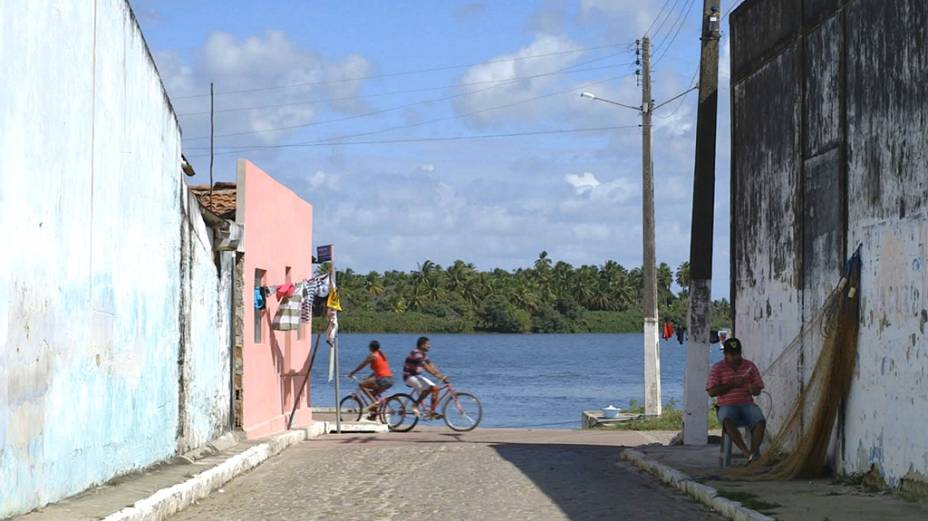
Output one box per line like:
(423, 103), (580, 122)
(174, 40), (635, 100)
(178, 62), (631, 117)
(649, 0), (684, 47)
(655, 70), (698, 120)
(182, 52), (629, 141)
(185, 73), (632, 151)
(653, 0), (698, 65)
(645, 0), (676, 37)
(184, 125), (640, 158)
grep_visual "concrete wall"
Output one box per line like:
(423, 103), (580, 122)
(0, 1), (232, 516)
(237, 160), (314, 439)
(731, 0), (928, 487)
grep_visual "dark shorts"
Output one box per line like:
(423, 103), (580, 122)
(717, 403), (765, 428)
(374, 376), (394, 390)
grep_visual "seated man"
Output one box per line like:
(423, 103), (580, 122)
(706, 337), (766, 462)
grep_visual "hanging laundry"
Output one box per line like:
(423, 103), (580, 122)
(254, 287), (266, 310)
(662, 321), (674, 341)
(272, 292), (302, 331)
(676, 326), (687, 345)
(299, 275), (330, 322)
(276, 283), (295, 301)
(325, 307), (339, 345)
(326, 287), (342, 311)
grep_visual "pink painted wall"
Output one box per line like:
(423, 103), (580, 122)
(237, 160), (314, 439)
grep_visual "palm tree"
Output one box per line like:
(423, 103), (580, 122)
(365, 272), (384, 297)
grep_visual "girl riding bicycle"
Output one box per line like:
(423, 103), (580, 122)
(347, 340), (394, 398)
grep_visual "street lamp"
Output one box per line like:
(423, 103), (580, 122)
(581, 88), (661, 416)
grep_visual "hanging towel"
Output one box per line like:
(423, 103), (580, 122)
(272, 293), (302, 331)
(254, 287), (266, 310)
(676, 326), (687, 345)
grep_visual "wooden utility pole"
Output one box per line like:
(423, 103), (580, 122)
(683, 0), (722, 445)
(640, 36), (662, 417)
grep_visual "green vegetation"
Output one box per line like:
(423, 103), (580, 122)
(606, 401), (722, 431)
(318, 252), (731, 334)
(714, 489), (781, 514)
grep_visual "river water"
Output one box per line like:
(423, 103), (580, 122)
(309, 333), (723, 429)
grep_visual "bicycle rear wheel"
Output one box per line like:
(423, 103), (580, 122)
(338, 395), (363, 423)
(384, 393), (419, 432)
(442, 392), (482, 432)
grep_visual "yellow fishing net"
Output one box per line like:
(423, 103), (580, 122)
(732, 248), (862, 480)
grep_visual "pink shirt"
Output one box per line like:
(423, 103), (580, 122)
(706, 359), (764, 405)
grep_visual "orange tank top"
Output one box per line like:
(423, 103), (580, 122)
(370, 351), (393, 378)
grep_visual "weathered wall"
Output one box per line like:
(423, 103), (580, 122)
(177, 190), (234, 452)
(238, 160), (314, 439)
(731, 0), (928, 487)
(0, 1), (231, 516)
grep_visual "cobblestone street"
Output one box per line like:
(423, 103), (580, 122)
(169, 429), (723, 520)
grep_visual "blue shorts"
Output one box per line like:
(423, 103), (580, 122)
(717, 403), (765, 428)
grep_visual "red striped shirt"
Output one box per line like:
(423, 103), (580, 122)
(706, 359), (764, 405)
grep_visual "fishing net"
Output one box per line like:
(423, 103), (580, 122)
(731, 247), (862, 480)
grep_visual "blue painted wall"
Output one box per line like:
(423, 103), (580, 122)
(0, 1), (232, 517)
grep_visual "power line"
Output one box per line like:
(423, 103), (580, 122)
(178, 60), (633, 123)
(174, 41), (635, 100)
(646, 0), (676, 36)
(655, 71), (699, 119)
(178, 62), (630, 117)
(723, 0), (745, 20)
(654, 0), (698, 65)
(185, 53), (622, 141)
(186, 73), (632, 151)
(650, 0), (684, 46)
(185, 125), (640, 158)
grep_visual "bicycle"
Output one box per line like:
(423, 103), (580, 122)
(389, 379), (482, 432)
(338, 376), (414, 432)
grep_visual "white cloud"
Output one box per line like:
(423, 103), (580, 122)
(573, 223), (610, 240)
(155, 30), (373, 148)
(580, 0), (659, 34)
(565, 172), (600, 194)
(308, 170), (337, 190)
(418, 163), (436, 172)
(452, 34), (585, 127)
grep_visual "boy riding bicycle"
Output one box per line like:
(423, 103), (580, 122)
(403, 336), (448, 418)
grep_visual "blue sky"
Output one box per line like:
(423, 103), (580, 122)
(131, 0), (738, 299)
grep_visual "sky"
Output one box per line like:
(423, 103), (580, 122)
(130, 0), (740, 299)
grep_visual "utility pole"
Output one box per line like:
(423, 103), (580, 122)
(581, 38), (698, 417)
(640, 36), (661, 417)
(683, 0), (722, 445)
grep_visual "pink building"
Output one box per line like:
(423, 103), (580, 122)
(234, 160), (315, 438)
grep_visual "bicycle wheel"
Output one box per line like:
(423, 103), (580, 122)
(442, 392), (482, 432)
(338, 395), (363, 422)
(380, 394), (411, 432)
(384, 393), (419, 432)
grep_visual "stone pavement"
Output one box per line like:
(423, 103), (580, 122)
(168, 428), (725, 521)
(637, 444), (928, 521)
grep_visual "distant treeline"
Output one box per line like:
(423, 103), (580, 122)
(314, 252), (731, 334)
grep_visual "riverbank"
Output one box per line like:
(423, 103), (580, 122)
(313, 310), (730, 334)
